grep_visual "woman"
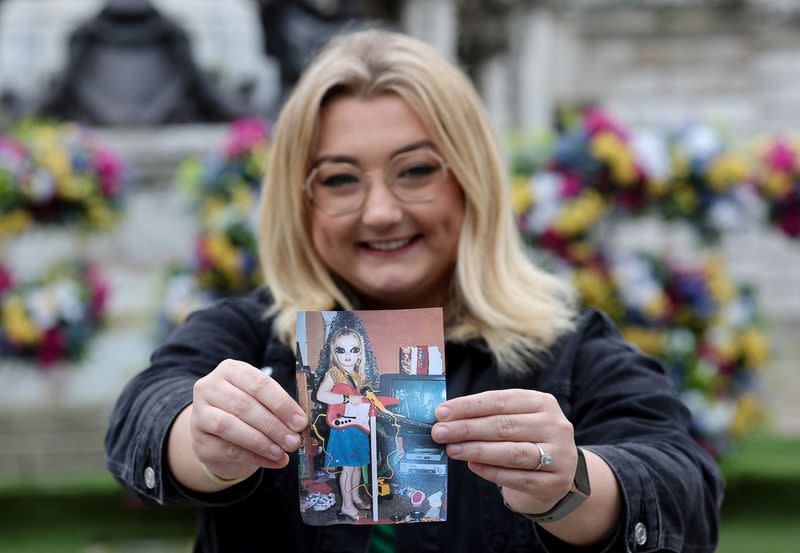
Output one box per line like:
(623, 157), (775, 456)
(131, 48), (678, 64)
(315, 324), (377, 520)
(105, 29), (723, 552)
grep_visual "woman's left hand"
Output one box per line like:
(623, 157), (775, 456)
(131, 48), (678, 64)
(432, 389), (577, 516)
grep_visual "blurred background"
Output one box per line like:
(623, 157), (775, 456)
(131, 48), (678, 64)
(1, 0), (799, 551)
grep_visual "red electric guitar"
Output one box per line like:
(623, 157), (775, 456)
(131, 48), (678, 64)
(324, 383), (438, 434)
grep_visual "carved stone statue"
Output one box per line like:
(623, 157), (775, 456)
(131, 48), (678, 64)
(37, 0), (241, 125)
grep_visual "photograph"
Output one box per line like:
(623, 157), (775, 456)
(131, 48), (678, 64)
(295, 308), (447, 525)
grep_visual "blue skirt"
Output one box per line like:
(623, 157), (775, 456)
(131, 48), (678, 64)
(325, 426), (369, 467)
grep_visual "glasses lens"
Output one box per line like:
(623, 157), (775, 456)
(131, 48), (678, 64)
(334, 346), (360, 354)
(308, 162), (365, 215)
(389, 150), (445, 203)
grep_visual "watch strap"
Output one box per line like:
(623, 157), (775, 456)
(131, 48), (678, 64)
(507, 447), (591, 524)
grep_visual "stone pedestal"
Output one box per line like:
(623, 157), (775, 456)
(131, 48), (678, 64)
(402, 0), (458, 61)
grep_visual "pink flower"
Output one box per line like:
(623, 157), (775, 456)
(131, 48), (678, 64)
(93, 148), (123, 197)
(195, 236), (213, 269)
(87, 266), (109, 320)
(223, 119), (269, 158)
(38, 328), (64, 367)
(779, 202), (800, 237)
(765, 138), (796, 173)
(560, 173), (583, 199)
(0, 266), (12, 294)
(583, 108), (628, 140)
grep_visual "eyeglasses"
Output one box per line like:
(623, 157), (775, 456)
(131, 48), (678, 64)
(334, 346), (361, 354)
(304, 147), (448, 216)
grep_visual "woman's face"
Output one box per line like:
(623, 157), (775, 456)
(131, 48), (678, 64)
(309, 94), (465, 309)
(333, 333), (361, 371)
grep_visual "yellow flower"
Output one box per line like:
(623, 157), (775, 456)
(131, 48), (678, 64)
(553, 191), (607, 237)
(510, 175), (534, 215)
(705, 256), (734, 304)
(202, 197), (227, 227)
(738, 328), (769, 367)
(715, 339), (738, 366)
(646, 179), (670, 199)
(761, 172), (792, 199)
(574, 268), (608, 306)
(574, 268), (621, 315)
(622, 326), (666, 356)
(251, 143), (270, 173)
(730, 394), (764, 437)
(707, 153), (749, 192)
(231, 184), (255, 214)
(671, 152), (690, 179)
(642, 293), (669, 319)
(206, 235), (240, 276)
(675, 186), (698, 213)
(86, 196), (116, 229)
(39, 148), (72, 182)
(566, 242), (595, 264)
(591, 132), (637, 186)
(0, 209), (32, 236)
(58, 175), (93, 201)
(1, 296), (43, 345)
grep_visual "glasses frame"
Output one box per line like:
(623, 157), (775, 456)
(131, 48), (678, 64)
(303, 147), (449, 217)
(334, 346), (361, 355)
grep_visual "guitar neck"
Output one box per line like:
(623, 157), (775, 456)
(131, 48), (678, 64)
(377, 411), (432, 431)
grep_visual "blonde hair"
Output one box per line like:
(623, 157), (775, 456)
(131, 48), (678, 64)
(259, 29), (576, 374)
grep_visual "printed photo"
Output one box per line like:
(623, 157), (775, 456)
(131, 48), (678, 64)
(295, 308), (447, 525)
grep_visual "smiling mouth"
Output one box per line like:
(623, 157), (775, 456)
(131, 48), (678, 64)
(361, 236), (418, 252)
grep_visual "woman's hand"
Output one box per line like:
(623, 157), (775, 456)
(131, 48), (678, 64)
(432, 389), (577, 516)
(348, 394), (364, 406)
(188, 358), (309, 482)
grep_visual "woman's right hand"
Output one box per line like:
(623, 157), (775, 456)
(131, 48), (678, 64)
(348, 394), (363, 406)
(189, 358), (309, 482)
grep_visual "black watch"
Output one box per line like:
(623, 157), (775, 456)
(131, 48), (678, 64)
(513, 447), (591, 524)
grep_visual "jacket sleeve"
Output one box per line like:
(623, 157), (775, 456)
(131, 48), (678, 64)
(537, 310), (724, 553)
(104, 291), (272, 507)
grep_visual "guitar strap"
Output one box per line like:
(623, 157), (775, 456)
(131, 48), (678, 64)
(340, 368), (364, 394)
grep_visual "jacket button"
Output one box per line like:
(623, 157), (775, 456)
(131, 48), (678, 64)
(634, 522), (647, 546)
(144, 466), (156, 490)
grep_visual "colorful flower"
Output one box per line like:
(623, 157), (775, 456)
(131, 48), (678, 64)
(0, 261), (108, 367)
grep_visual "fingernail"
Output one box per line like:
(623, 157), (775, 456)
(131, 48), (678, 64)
(292, 414), (307, 430)
(269, 443), (283, 458)
(284, 433), (300, 449)
(448, 444), (462, 456)
(432, 425), (449, 441)
(436, 406), (450, 420)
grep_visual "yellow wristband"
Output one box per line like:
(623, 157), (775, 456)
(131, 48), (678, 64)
(201, 463), (248, 486)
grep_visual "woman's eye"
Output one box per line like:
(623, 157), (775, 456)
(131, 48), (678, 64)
(398, 164), (437, 179)
(321, 173), (360, 187)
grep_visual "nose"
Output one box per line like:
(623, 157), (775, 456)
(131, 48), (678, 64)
(360, 171), (403, 227)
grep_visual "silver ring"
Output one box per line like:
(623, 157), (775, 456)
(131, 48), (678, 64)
(532, 443), (553, 471)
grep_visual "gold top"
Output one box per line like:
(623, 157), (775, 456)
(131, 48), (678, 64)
(326, 366), (366, 389)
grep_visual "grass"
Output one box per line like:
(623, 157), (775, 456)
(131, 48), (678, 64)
(0, 435), (797, 552)
(716, 434), (800, 553)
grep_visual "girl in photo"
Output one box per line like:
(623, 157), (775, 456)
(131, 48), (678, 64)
(315, 326), (374, 520)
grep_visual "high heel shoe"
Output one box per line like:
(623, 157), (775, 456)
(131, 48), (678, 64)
(352, 496), (371, 510)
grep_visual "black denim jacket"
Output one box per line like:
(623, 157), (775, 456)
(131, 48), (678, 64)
(105, 289), (723, 553)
